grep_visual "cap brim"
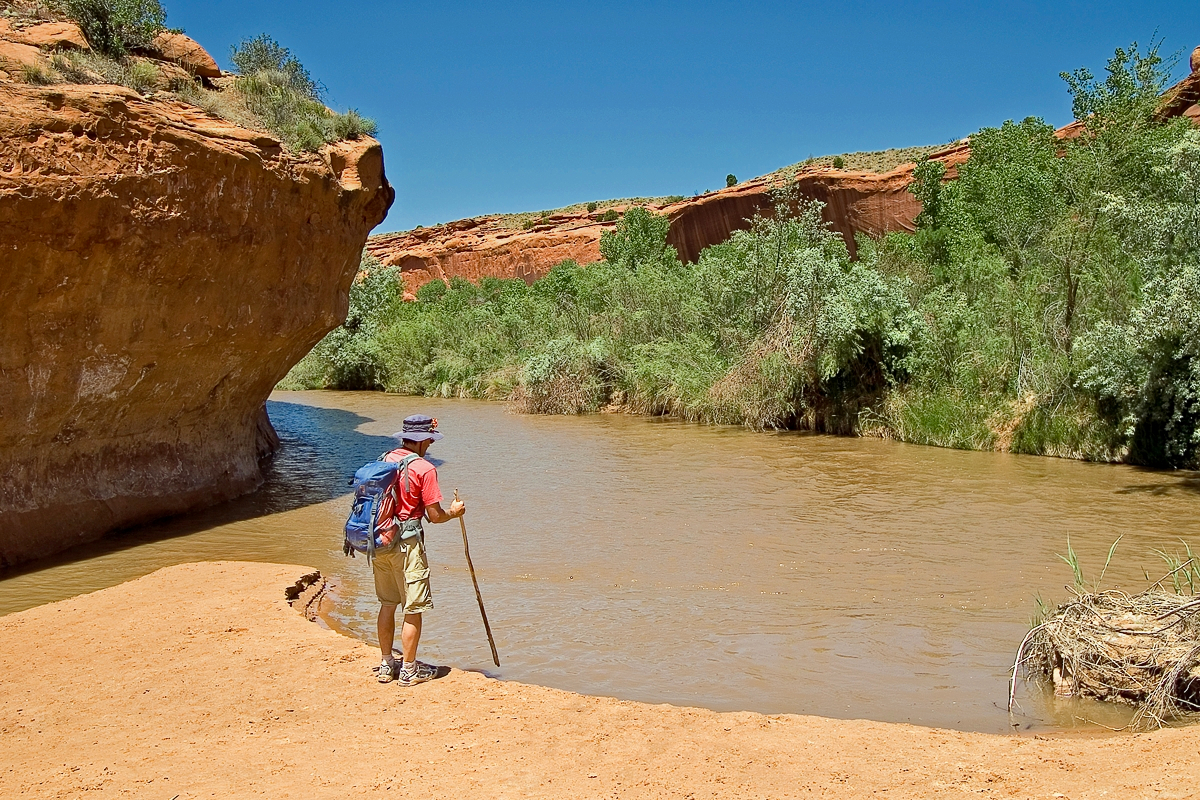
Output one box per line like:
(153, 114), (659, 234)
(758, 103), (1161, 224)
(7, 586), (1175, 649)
(392, 431), (443, 442)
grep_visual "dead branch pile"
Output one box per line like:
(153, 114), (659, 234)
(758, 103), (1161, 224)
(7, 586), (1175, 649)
(1012, 590), (1200, 728)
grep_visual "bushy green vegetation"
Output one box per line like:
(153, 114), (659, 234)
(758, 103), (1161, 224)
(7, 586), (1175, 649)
(286, 43), (1200, 468)
(11, 0), (164, 93)
(228, 34), (377, 152)
(17, 0), (377, 153)
(284, 200), (910, 431)
(64, 0), (164, 57)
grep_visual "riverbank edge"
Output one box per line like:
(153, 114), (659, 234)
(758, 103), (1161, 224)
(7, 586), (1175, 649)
(288, 386), (1132, 468)
(2, 561), (1197, 798)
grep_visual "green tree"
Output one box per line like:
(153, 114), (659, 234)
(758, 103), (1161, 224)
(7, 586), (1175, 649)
(598, 207), (677, 272)
(65, 0), (166, 57)
(230, 33), (322, 99)
(726, 174), (738, 187)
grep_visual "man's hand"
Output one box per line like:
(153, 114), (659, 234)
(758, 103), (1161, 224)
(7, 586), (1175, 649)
(425, 499), (465, 524)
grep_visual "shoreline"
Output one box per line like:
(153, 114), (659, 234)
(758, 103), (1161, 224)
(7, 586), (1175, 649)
(2, 561), (1198, 798)
(281, 387), (1146, 469)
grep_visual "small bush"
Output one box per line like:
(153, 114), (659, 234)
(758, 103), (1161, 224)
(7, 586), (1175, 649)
(51, 52), (100, 83)
(230, 33), (321, 100)
(832, 156), (845, 169)
(586, 201), (598, 212)
(229, 35), (378, 152)
(599, 209), (619, 222)
(65, 0), (166, 57)
(125, 59), (158, 92)
(725, 173), (737, 187)
(19, 62), (59, 85)
(328, 109), (377, 140)
(48, 50), (161, 95)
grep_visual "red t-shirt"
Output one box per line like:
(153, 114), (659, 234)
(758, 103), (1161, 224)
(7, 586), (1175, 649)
(380, 448), (443, 521)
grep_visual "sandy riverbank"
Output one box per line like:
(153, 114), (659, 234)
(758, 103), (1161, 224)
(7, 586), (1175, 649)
(1, 562), (1197, 799)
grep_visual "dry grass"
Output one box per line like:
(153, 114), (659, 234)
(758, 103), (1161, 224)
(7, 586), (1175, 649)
(765, 143), (962, 182)
(0, 0), (66, 24)
(508, 372), (602, 415)
(495, 196), (686, 231)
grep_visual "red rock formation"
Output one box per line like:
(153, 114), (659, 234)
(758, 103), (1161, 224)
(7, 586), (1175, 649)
(1161, 66), (1200, 123)
(367, 215), (610, 297)
(12, 21), (88, 50)
(368, 143), (973, 283)
(148, 31), (221, 79)
(0, 35), (49, 76)
(663, 145), (971, 263)
(0, 77), (392, 565)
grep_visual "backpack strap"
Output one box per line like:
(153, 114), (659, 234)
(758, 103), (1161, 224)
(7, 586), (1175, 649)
(394, 452), (420, 506)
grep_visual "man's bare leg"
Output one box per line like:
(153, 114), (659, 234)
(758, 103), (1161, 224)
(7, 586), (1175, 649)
(401, 612), (422, 664)
(378, 603), (398, 663)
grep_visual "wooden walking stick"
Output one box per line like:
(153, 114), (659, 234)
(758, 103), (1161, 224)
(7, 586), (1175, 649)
(455, 489), (500, 666)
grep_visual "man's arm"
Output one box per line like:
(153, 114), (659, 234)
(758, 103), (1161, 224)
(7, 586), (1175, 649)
(425, 499), (465, 524)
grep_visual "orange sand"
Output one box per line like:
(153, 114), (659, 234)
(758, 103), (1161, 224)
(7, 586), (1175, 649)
(1, 562), (1197, 798)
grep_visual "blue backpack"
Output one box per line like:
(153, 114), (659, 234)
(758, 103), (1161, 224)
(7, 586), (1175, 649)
(343, 452), (420, 561)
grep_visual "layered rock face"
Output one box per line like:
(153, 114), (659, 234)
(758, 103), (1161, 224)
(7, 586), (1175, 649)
(368, 145), (973, 288)
(0, 80), (393, 566)
(663, 147), (971, 263)
(367, 215), (605, 298)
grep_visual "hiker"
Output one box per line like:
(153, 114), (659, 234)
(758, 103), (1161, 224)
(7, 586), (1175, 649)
(372, 414), (465, 686)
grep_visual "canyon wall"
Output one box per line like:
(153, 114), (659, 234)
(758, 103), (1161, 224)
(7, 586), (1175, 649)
(368, 146), (972, 289)
(366, 215), (605, 298)
(0, 62), (392, 564)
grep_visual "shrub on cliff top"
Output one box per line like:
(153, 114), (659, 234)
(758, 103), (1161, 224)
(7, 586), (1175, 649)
(64, 0), (166, 57)
(229, 33), (321, 100)
(229, 34), (378, 152)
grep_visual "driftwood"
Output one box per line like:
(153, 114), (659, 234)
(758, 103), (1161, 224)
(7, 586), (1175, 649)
(1010, 588), (1200, 729)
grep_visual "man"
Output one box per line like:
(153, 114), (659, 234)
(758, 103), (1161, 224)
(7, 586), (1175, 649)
(372, 414), (465, 686)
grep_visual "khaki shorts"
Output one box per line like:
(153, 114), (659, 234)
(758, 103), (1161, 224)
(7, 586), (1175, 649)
(372, 537), (433, 613)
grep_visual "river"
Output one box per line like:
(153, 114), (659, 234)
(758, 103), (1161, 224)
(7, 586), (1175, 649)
(3, 390), (1199, 733)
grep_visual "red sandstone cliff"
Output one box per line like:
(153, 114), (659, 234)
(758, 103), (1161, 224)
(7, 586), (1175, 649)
(367, 214), (608, 298)
(367, 147), (971, 292)
(0, 29), (393, 566)
(370, 59), (1200, 293)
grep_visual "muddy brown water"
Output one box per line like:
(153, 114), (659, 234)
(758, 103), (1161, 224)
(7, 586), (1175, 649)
(3, 390), (1200, 733)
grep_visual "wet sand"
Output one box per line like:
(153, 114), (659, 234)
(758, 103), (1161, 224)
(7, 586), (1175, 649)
(1, 562), (1197, 799)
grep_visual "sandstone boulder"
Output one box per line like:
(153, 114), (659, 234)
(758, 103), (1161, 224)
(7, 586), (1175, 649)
(0, 38), (48, 73)
(0, 82), (393, 566)
(149, 31), (220, 78)
(19, 21), (89, 50)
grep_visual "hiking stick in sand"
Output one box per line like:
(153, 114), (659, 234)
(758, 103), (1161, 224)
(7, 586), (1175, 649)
(455, 488), (500, 667)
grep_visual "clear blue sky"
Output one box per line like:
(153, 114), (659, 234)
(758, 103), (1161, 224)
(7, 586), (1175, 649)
(171, 1), (1198, 234)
